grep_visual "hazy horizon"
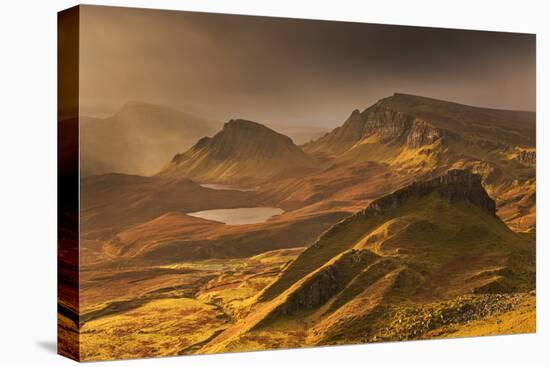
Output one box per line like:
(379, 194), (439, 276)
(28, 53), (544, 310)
(82, 92), (537, 128)
(80, 5), (536, 128)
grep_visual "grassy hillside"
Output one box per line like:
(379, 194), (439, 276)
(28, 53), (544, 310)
(301, 93), (536, 231)
(199, 171), (534, 352)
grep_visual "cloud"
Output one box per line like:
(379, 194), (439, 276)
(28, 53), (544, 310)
(79, 5), (536, 126)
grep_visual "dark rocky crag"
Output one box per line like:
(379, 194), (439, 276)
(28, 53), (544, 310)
(362, 103), (445, 149)
(266, 249), (379, 317)
(303, 95), (448, 155)
(517, 149), (536, 166)
(366, 169), (496, 216)
(323, 169), (496, 243)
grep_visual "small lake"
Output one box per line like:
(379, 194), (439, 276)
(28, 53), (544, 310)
(187, 207), (284, 225)
(200, 183), (257, 192)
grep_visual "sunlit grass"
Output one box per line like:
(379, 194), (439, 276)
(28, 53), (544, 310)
(80, 298), (227, 361)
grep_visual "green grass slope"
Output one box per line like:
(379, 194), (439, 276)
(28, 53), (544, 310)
(201, 170), (534, 352)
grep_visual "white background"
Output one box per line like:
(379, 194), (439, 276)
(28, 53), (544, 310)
(0, 0), (548, 365)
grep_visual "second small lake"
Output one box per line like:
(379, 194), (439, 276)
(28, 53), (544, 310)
(187, 207), (284, 225)
(200, 183), (257, 192)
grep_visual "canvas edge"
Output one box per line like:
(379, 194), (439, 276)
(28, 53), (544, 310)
(57, 4), (81, 362)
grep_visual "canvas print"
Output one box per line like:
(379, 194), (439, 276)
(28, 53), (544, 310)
(58, 5), (536, 362)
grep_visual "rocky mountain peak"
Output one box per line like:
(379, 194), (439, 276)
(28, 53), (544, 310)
(224, 118), (269, 131)
(349, 109), (361, 118)
(160, 118), (316, 183)
(303, 94), (449, 155)
(220, 119), (294, 144)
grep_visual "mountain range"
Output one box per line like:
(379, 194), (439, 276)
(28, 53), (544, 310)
(75, 93), (536, 359)
(80, 102), (220, 177)
(304, 93), (534, 156)
(80, 102), (330, 177)
(80, 93), (536, 264)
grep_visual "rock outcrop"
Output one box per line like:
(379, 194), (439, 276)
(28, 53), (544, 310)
(361, 103), (444, 148)
(304, 95), (446, 155)
(365, 169), (496, 217)
(405, 120), (444, 148)
(254, 249), (378, 327)
(517, 149), (536, 166)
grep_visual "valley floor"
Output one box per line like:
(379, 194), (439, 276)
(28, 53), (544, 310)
(71, 247), (535, 361)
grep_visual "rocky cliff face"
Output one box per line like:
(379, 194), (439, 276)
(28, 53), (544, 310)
(255, 249), (378, 327)
(301, 109), (367, 155)
(275, 266), (339, 315)
(365, 169), (496, 216)
(303, 97), (445, 155)
(361, 103), (444, 148)
(360, 106), (413, 142)
(304, 93), (535, 158)
(517, 149), (536, 166)
(405, 120), (444, 148)
(319, 170), (496, 243)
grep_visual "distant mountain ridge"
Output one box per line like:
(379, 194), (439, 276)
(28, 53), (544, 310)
(80, 102), (220, 177)
(159, 119), (318, 183)
(303, 93), (535, 156)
